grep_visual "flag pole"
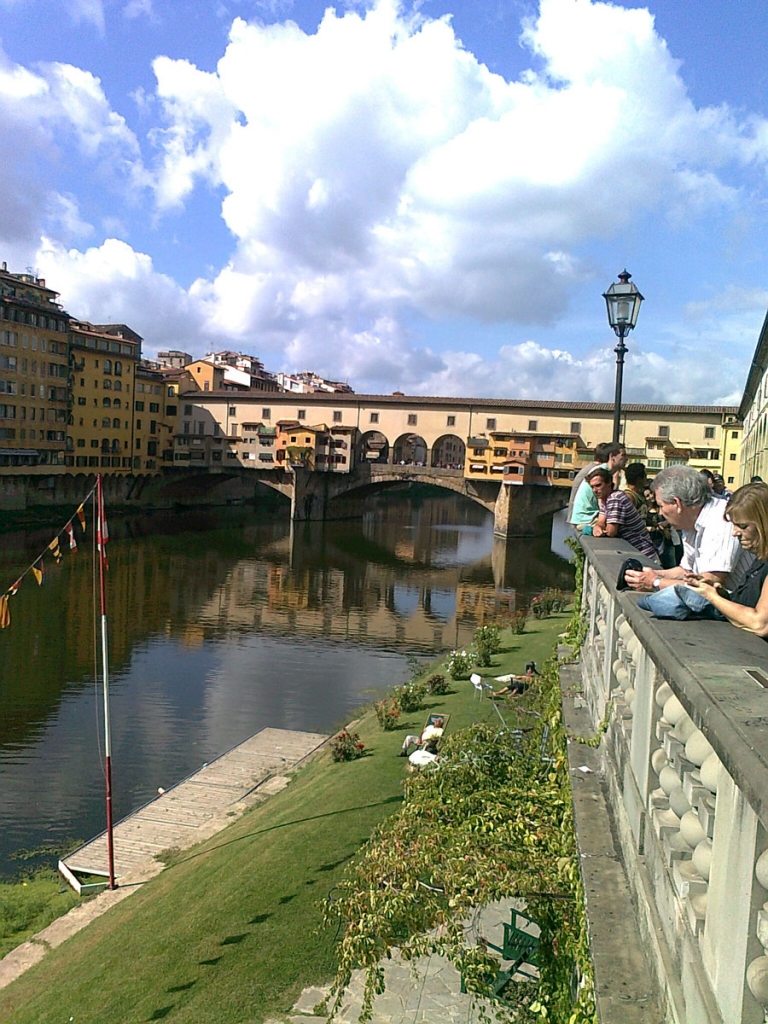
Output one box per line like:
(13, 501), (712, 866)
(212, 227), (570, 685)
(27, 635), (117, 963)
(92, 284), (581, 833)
(96, 474), (116, 889)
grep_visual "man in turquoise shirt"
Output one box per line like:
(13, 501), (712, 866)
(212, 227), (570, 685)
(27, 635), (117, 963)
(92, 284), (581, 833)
(568, 442), (627, 531)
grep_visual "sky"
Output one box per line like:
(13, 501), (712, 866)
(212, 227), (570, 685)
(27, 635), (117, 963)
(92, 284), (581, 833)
(3, 0), (768, 405)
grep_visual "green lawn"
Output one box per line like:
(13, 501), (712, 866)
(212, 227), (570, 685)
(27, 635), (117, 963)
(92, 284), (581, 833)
(0, 613), (568, 1024)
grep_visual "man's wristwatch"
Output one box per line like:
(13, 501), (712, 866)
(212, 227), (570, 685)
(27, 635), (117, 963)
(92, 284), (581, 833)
(652, 577), (662, 590)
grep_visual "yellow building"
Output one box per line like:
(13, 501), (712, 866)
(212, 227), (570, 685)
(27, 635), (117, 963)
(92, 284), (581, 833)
(184, 359), (225, 392)
(0, 264), (70, 470)
(133, 361), (180, 472)
(276, 421), (320, 470)
(69, 321), (140, 472)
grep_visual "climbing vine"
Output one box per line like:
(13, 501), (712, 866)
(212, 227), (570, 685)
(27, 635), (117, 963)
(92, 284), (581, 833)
(561, 540), (588, 653)
(324, 655), (597, 1023)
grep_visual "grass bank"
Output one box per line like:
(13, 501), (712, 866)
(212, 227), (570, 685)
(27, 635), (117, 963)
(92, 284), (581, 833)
(0, 613), (568, 1024)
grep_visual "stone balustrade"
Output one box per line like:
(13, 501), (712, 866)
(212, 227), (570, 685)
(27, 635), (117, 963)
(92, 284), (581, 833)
(577, 538), (768, 1024)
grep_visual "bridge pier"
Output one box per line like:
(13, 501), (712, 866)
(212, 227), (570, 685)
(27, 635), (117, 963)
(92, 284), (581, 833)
(493, 482), (568, 539)
(290, 467), (331, 521)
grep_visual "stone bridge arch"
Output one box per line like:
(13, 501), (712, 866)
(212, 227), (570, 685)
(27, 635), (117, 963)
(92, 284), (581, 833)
(358, 430), (390, 464)
(430, 433), (465, 469)
(392, 433), (427, 466)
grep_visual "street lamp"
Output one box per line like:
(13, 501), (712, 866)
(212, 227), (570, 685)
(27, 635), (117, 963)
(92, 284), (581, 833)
(603, 269), (644, 444)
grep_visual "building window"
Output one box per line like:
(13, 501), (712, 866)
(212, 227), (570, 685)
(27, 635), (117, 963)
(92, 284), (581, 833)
(704, 426), (715, 439)
(658, 425), (669, 437)
(370, 412), (379, 424)
(297, 409), (306, 420)
(570, 421), (581, 435)
(528, 420), (538, 431)
(486, 418), (496, 430)
(731, 430), (738, 439)
(262, 408), (271, 419)
(333, 410), (342, 422)
(184, 404), (192, 415)
(730, 453), (737, 461)
(447, 415), (456, 427)
(228, 406), (236, 416)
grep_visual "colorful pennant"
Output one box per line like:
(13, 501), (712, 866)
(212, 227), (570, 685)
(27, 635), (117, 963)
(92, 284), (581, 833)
(0, 484), (96, 630)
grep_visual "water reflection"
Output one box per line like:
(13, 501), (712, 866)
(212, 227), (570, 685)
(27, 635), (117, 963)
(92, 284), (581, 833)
(0, 491), (572, 877)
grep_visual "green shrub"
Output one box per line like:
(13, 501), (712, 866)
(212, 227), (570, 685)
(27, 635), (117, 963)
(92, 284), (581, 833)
(445, 649), (473, 680)
(473, 624), (501, 666)
(330, 730), (365, 762)
(394, 680), (426, 713)
(510, 608), (528, 634)
(426, 673), (448, 695)
(374, 699), (401, 730)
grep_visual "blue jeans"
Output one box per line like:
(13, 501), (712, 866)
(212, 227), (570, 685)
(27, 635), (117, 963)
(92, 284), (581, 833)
(637, 585), (726, 621)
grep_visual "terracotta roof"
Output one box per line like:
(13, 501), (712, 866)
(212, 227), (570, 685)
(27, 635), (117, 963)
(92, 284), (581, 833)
(178, 389), (738, 416)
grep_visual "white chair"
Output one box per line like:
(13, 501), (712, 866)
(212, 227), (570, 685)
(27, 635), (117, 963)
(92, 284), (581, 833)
(470, 673), (492, 699)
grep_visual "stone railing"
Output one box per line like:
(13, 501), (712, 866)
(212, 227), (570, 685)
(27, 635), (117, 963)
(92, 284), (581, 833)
(577, 538), (768, 1024)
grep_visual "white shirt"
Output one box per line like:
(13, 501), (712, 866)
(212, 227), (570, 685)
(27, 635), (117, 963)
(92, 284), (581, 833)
(680, 498), (754, 589)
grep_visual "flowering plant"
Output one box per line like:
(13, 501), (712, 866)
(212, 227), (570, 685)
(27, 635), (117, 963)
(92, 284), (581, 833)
(374, 699), (401, 730)
(473, 624), (501, 666)
(394, 680), (426, 713)
(446, 649), (473, 680)
(330, 729), (365, 762)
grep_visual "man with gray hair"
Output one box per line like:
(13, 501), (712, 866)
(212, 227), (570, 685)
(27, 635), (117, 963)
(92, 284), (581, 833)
(624, 465), (753, 594)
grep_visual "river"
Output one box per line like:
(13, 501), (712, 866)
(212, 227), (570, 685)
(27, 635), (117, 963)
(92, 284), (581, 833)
(0, 489), (572, 879)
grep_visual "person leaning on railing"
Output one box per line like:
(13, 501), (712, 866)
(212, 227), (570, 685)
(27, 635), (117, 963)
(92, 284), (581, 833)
(684, 483), (768, 637)
(624, 466), (754, 595)
(587, 467), (661, 561)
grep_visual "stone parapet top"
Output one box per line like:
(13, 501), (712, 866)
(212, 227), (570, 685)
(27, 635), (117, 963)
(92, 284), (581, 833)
(581, 536), (768, 831)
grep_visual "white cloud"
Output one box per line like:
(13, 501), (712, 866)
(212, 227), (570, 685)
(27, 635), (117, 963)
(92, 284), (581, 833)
(0, 49), (146, 256)
(46, 193), (94, 240)
(34, 237), (201, 345)
(139, 0), (768, 348)
(5, 0), (768, 401)
(69, 0), (106, 33)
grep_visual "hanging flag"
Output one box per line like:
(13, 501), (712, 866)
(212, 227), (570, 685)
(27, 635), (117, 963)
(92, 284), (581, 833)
(76, 503), (86, 533)
(0, 595), (9, 629)
(48, 536), (62, 564)
(31, 561), (44, 586)
(65, 522), (77, 552)
(7, 578), (21, 597)
(96, 487), (109, 570)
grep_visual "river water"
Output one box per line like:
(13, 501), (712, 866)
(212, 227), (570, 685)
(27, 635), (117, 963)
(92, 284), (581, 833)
(0, 490), (572, 879)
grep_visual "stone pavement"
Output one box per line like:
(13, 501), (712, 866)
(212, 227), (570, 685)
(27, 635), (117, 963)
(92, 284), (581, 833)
(271, 900), (531, 1024)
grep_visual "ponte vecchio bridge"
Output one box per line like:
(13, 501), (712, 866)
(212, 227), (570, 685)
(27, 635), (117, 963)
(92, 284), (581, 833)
(160, 391), (738, 537)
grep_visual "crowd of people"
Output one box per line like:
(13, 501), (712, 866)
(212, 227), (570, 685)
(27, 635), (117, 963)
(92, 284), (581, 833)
(568, 444), (768, 640)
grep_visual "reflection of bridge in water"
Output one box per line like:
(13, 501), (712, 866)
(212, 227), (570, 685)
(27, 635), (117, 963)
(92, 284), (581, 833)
(187, 521), (572, 653)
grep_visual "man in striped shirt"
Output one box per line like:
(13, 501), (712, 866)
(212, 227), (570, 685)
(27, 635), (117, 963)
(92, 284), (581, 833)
(587, 468), (660, 560)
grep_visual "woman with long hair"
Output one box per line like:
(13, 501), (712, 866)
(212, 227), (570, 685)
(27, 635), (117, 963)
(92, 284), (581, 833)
(685, 482), (768, 637)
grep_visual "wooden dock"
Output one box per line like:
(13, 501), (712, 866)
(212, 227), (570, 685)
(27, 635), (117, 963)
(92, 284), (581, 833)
(59, 727), (328, 891)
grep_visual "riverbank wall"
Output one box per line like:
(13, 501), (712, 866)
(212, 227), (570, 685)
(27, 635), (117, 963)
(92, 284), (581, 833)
(0, 469), (283, 530)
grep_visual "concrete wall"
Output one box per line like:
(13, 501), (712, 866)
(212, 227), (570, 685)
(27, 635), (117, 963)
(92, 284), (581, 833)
(576, 539), (768, 1023)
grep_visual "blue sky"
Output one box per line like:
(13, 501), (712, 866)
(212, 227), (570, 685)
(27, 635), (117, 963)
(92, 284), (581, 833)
(2, 0), (768, 404)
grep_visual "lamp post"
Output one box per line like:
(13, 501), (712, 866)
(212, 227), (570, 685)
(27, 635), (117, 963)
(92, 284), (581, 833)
(603, 269), (644, 444)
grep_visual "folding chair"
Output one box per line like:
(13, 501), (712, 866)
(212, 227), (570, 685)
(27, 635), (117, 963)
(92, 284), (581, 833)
(470, 673), (492, 699)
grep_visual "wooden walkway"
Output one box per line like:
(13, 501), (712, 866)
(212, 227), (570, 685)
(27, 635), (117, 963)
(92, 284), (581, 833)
(59, 727), (327, 890)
